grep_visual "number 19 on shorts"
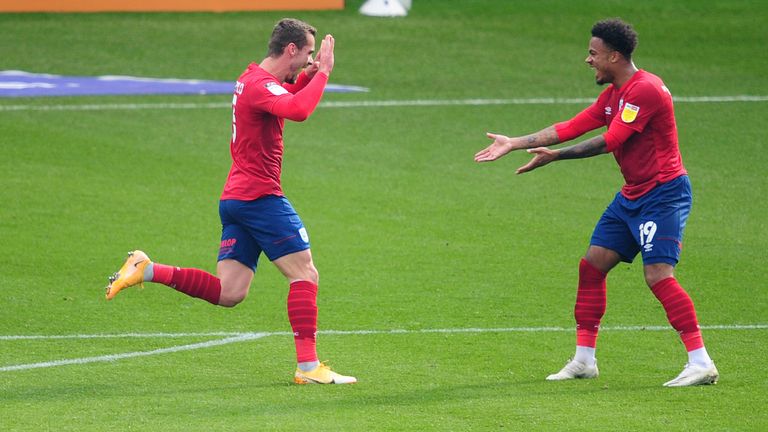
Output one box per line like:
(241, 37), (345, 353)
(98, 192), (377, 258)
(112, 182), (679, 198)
(639, 221), (657, 252)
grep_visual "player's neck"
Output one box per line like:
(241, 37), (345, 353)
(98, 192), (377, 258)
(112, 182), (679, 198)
(260, 57), (290, 83)
(612, 62), (639, 89)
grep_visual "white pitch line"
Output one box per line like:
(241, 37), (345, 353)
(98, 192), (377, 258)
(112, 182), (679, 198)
(0, 333), (266, 372)
(1, 324), (765, 373)
(0, 331), (290, 341)
(0, 95), (766, 112)
(1, 323), (765, 341)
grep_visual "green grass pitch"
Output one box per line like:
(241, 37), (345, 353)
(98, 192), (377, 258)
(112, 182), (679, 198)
(1, 0), (767, 430)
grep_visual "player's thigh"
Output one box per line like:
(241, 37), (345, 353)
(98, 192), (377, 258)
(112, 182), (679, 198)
(219, 200), (262, 272)
(589, 194), (640, 265)
(216, 224), (258, 305)
(240, 196), (311, 261)
(635, 176), (692, 267)
(226, 195), (314, 282)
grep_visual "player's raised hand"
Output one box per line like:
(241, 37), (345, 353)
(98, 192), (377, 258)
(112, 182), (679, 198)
(304, 51), (320, 78)
(515, 147), (558, 174)
(474, 132), (519, 162)
(317, 34), (335, 75)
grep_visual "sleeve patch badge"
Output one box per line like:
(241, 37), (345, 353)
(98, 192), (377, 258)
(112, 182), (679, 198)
(265, 82), (289, 96)
(620, 103), (640, 123)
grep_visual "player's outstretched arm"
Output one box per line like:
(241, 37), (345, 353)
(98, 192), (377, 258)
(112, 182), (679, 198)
(474, 126), (560, 162)
(515, 134), (608, 174)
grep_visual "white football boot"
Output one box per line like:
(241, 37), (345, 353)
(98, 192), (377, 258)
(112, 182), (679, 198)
(546, 359), (599, 381)
(663, 362), (719, 387)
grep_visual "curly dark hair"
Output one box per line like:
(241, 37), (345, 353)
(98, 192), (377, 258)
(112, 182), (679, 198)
(267, 18), (317, 57)
(591, 19), (638, 59)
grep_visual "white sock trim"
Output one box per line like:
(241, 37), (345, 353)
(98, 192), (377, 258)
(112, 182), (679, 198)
(574, 346), (597, 365)
(687, 347), (713, 367)
(298, 360), (320, 372)
(143, 262), (154, 282)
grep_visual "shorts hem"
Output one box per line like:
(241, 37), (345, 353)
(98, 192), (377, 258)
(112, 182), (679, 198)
(217, 255), (257, 272)
(641, 256), (679, 266)
(266, 244), (311, 262)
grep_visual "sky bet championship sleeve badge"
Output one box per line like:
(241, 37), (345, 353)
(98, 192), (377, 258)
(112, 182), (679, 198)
(620, 103), (640, 123)
(265, 82), (289, 96)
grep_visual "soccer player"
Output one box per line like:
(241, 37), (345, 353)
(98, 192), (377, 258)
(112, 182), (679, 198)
(474, 18), (719, 387)
(105, 18), (356, 385)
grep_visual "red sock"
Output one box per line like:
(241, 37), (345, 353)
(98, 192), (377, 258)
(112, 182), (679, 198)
(651, 277), (703, 351)
(575, 258), (607, 348)
(287, 280), (319, 363)
(151, 263), (221, 305)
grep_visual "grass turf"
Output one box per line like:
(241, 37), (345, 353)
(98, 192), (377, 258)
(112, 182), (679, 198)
(1, 0), (767, 430)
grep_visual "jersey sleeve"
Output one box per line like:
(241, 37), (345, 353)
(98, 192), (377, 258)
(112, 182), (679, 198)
(615, 80), (662, 133)
(602, 122), (636, 152)
(248, 72), (329, 122)
(554, 89), (609, 142)
(281, 71), (311, 94)
(603, 81), (663, 151)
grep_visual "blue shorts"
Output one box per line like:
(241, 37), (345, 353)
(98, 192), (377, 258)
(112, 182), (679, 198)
(590, 175), (692, 266)
(218, 195), (310, 272)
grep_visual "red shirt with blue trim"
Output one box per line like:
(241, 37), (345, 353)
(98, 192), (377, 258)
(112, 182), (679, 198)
(221, 63), (327, 201)
(555, 70), (686, 199)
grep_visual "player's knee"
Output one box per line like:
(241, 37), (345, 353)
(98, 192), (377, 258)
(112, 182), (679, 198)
(584, 246), (620, 274)
(294, 258), (319, 284)
(275, 251), (319, 284)
(644, 263), (675, 288)
(304, 264), (319, 285)
(218, 282), (249, 307)
(219, 292), (247, 307)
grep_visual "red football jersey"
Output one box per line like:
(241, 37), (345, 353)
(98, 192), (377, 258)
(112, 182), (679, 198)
(221, 63), (327, 201)
(556, 70), (686, 199)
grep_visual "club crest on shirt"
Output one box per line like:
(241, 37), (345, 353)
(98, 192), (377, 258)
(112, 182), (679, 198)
(265, 82), (289, 96)
(620, 103), (640, 123)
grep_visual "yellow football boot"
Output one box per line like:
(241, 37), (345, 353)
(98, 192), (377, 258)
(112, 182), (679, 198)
(105, 250), (151, 300)
(294, 362), (357, 385)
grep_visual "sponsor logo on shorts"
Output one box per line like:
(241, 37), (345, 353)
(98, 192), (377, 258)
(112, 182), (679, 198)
(219, 238), (237, 255)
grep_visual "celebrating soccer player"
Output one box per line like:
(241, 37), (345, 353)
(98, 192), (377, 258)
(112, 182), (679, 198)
(105, 18), (356, 385)
(474, 18), (718, 387)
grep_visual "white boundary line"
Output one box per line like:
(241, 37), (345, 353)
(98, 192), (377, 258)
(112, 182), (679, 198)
(1, 323), (765, 341)
(1, 324), (765, 373)
(0, 333), (266, 372)
(0, 95), (766, 112)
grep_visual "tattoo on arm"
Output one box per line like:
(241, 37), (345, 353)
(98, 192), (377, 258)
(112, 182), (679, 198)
(557, 135), (608, 160)
(523, 126), (560, 148)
